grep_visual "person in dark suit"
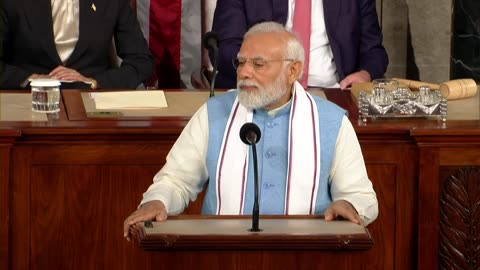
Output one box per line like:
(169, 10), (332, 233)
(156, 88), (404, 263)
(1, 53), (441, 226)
(0, 0), (154, 89)
(211, 0), (388, 89)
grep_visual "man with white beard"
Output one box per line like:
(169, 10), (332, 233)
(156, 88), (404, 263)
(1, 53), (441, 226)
(123, 22), (378, 240)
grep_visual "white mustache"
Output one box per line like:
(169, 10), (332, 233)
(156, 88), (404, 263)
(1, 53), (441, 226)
(238, 80), (261, 88)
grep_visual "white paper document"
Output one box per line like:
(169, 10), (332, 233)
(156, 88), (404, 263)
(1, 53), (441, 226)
(90, 90), (168, 109)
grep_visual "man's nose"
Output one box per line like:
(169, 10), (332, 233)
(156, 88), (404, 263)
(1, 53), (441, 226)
(237, 63), (254, 80)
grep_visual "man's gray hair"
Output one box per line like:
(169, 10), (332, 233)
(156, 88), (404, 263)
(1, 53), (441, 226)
(245, 22), (305, 78)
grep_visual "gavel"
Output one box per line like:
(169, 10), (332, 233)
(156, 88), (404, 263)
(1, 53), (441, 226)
(394, 78), (478, 100)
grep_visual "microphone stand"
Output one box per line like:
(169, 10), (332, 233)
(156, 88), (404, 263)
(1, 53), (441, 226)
(250, 141), (261, 232)
(209, 48), (218, 98)
(240, 123), (262, 232)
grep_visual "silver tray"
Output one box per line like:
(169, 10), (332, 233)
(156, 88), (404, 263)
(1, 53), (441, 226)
(358, 87), (447, 122)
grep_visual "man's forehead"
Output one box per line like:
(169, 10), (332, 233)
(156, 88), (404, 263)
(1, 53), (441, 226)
(243, 32), (284, 45)
(239, 33), (284, 57)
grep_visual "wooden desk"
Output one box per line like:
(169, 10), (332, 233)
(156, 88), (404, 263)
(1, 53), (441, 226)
(1, 89), (480, 269)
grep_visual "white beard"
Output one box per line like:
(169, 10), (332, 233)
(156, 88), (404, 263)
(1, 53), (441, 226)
(237, 73), (288, 110)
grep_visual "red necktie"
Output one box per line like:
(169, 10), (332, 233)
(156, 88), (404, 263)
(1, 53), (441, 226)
(293, 1), (312, 88)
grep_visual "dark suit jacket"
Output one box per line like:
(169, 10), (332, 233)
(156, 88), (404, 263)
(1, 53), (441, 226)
(212, 0), (389, 88)
(0, 0), (154, 89)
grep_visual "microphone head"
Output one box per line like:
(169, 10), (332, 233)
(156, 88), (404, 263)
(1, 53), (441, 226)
(239, 123), (261, 145)
(203, 31), (220, 50)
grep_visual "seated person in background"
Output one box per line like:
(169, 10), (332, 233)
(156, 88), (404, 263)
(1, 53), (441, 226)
(211, 0), (388, 89)
(0, 0), (154, 89)
(124, 22), (378, 240)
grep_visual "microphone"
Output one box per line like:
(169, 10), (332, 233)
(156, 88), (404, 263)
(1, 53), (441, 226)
(203, 32), (220, 98)
(239, 123), (262, 232)
(203, 32), (219, 52)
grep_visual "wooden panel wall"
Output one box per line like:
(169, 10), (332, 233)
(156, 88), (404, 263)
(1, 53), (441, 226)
(418, 143), (480, 269)
(10, 141), (173, 270)
(0, 130), (20, 270)
(360, 140), (417, 269)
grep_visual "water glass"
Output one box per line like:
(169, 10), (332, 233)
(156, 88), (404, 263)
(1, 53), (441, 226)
(31, 79), (61, 113)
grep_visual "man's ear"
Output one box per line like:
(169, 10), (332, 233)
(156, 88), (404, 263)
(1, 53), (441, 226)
(287, 61), (303, 85)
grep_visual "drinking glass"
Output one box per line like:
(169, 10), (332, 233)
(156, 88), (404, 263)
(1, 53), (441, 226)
(31, 78), (61, 113)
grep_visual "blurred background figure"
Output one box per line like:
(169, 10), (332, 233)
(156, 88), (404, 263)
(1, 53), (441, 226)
(211, 0), (388, 89)
(0, 0), (154, 89)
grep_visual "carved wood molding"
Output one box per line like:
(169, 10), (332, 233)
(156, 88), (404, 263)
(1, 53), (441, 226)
(440, 166), (480, 269)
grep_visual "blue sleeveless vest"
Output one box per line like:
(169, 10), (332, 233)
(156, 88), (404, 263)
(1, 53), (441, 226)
(202, 91), (346, 215)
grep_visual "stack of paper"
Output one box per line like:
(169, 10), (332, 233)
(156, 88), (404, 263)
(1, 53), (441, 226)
(90, 91), (168, 109)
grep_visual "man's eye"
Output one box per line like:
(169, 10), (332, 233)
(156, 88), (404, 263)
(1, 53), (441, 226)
(253, 61), (265, 67)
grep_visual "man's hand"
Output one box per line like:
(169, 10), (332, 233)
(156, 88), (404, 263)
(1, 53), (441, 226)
(339, 70), (371, 90)
(123, 200), (168, 241)
(324, 200), (363, 225)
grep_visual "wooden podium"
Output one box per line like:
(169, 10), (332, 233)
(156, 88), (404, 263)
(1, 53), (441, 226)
(131, 215), (374, 269)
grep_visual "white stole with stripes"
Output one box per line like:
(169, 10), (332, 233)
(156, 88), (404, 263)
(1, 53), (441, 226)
(215, 82), (321, 214)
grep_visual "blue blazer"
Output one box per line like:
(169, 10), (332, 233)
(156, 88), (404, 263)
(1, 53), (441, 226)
(0, 0), (154, 89)
(212, 0), (389, 88)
